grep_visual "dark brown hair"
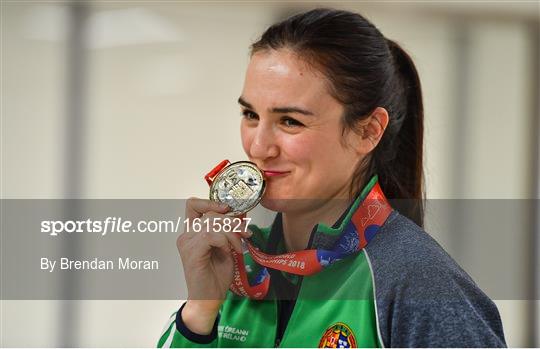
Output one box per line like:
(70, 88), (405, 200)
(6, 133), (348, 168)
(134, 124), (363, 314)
(251, 8), (425, 226)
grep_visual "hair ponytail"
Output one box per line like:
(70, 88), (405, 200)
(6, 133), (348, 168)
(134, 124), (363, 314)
(251, 8), (425, 227)
(378, 39), (425, 227)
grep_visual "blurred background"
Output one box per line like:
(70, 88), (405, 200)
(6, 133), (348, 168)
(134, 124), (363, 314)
(1, 0), (539, 347)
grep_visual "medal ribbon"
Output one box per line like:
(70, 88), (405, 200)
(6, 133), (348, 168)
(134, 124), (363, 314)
(205, 161), (393, 299)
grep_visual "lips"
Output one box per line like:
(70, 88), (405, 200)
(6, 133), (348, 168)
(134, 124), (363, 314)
(263, 170), (290, 177)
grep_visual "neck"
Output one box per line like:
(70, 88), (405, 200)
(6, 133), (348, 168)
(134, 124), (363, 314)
(281, 198), (352, 252)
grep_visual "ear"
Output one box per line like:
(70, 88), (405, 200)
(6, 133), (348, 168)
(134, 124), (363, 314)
(351, 107), (389, 155)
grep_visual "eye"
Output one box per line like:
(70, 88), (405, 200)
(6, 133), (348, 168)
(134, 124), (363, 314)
(281, 116), (304, 128)
(241, 110), (259, 121)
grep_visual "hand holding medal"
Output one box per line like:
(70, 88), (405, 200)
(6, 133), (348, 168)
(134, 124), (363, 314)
(177, 160), (263, 333)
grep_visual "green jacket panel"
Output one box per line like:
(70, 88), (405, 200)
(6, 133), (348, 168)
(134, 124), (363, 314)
(158, 250), (381, 348)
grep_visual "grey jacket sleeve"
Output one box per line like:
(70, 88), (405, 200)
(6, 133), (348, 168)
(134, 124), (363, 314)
(365, 211), (506, 348)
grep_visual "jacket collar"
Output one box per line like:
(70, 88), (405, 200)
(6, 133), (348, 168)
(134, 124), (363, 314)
(266, 175), (379, 253)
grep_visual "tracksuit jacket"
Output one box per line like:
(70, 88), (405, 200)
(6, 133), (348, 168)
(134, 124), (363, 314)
(157, 180), (506, 348)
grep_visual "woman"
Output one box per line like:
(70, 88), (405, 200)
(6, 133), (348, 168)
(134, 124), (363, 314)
(158, 8), (506, 348)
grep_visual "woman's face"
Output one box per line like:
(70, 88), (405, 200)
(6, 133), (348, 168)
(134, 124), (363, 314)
(239, 49), (364, 212)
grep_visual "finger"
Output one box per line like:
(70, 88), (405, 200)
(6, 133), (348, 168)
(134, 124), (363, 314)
(204, 212), (242, 253)
(224, 215), (252, 238)
(235, 217), (253, 238)
(186, 197), (229, 220)
(202, 213), (250, 244)
(204, 231), (242, 254)
(219, 230), (243, 254)
(197, 220), (243, 254)
(205, 231), (228, 249)
(182, 212), (224, 240)
(195, 232), (231, 260)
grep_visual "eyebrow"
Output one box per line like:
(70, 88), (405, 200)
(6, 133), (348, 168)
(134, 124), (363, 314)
(238, 97), (314, 116)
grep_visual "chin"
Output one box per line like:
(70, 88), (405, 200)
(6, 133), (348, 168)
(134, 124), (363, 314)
(260, 191), (309, 213)
(260, 196), (289, 213)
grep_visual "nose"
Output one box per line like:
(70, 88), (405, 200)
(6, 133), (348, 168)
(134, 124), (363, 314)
(249, 123), (279, 160)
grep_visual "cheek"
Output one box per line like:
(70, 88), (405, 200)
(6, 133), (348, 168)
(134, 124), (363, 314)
(240, 124), (252, 155)
(285, 134), (354, 178)
(280, 135), (318, 166)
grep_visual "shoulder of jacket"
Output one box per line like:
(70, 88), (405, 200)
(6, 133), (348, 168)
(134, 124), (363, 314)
(364, 210), (478, 297)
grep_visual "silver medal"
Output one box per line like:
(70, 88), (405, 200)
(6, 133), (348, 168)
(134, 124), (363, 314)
(209, 161), (266, 215)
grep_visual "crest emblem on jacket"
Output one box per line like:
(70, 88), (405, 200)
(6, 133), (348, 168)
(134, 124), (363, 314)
(318, 322), (357, 348)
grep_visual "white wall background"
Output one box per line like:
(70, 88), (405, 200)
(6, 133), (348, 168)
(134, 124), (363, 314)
(2, 1), (538, 347)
